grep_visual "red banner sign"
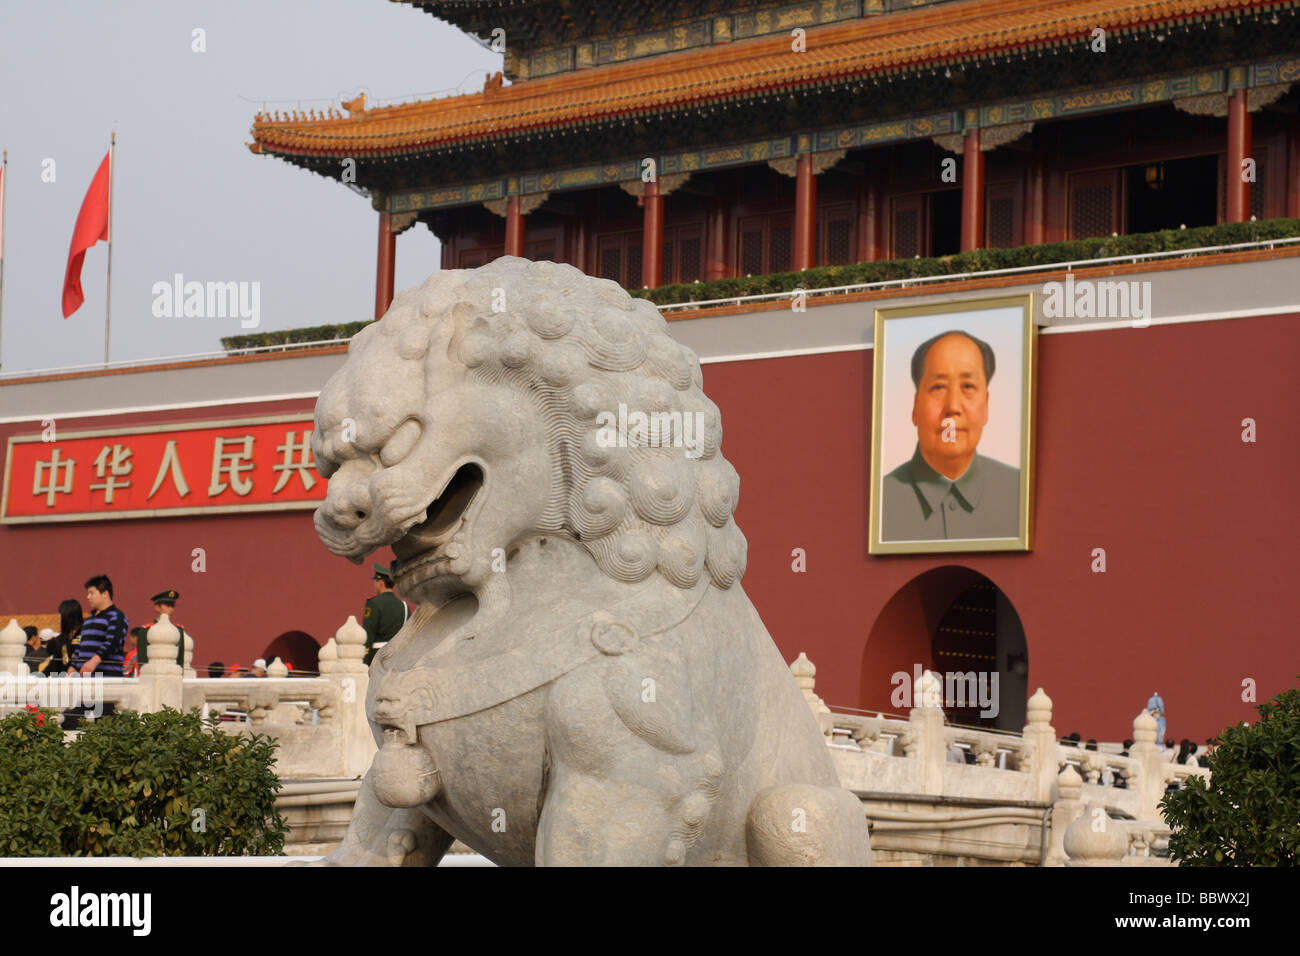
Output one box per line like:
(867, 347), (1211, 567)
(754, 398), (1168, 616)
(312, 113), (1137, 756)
(2, 415), (326, 523)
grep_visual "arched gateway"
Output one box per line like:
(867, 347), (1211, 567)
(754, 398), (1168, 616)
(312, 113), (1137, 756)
(861, 567), (1028, 731)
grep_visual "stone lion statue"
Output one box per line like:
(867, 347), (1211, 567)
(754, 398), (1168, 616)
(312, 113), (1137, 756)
(311, 257), (871, 866)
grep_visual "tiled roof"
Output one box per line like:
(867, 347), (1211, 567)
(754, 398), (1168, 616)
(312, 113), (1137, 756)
(250, 0), (1282, 158)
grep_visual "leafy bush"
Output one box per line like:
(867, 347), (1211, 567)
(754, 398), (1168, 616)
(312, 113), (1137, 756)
(217, 217), (1300, 352)
(1161, 679), (1300, 866)
(0, 707), (288, 857)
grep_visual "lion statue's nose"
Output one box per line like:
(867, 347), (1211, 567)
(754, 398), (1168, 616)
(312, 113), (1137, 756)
(323, 478), (375, 530)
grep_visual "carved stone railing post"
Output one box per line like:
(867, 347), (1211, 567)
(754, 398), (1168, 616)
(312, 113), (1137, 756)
(790, 652), (832, 738)
(267, 657), (289, 678)
(140, 613), (183, 711)
(1129, 709), (1167, 820)
(852, 717), (889, 754)
(317, 638), (338, 675)
(0, 619), (28, 676)
(1045, 764), (1084, 866)
(908, 669), (947, 794)
(1020, 687), (1058, 803)
(973, 737), (999, 768)
(331, 616), (375, 777)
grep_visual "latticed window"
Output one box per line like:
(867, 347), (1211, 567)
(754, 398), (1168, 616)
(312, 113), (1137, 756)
(739, 219), (764, 275)
(736, 213), (794, 275)
(597, 231), (642, 287)
(770, 220), (792, 273)
(627, 243), (643, 289)
(678, 232), (702, 283)
(892, 196), (923, 259)
(599, 244), (622, 282)
(985, 182), (1020, 249)
(1069, 169), (1119, 239)
(818, 203), (854, 265)
(659, 224), (704, 284)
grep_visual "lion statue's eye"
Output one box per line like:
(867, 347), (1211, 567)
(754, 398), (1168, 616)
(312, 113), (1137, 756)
(380, 419), (423, 468)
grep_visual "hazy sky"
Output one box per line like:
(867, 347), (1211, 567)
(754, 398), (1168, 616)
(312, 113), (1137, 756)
(0, 0), (501, 375)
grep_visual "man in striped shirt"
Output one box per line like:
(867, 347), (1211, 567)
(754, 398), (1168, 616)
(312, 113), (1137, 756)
(70, 574), (128, 677)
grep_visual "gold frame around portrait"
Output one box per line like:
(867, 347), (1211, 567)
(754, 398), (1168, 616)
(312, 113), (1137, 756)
(869, 293), (1036, 555)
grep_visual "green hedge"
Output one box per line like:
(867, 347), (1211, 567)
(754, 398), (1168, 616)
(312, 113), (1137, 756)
(634, 217), (1300, 306)
(221, 320), (371, 354)
(0, 707), (288, 857)
(219, 218), (1300, 351)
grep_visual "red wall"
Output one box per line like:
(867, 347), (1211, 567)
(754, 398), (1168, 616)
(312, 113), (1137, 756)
(0, 399), (373, 672)
(704, 313), (1300, 744)
(3, 313), (1296, 743)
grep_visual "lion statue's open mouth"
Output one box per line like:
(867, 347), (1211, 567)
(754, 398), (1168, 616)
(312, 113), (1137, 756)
(389, 461), (484, 590)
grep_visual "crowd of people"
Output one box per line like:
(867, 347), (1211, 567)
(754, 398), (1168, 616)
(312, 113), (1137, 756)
(21, 575), (194, 678)
(21, 564), (407, 682)
(1051, 694), (1217, 791)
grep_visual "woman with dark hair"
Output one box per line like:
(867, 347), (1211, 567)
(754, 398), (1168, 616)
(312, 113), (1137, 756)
(1176, 739), (1194, 764)
(40, 600), (83, 676)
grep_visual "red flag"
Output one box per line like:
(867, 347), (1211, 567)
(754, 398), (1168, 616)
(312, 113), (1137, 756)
(61, 150), (111, 318)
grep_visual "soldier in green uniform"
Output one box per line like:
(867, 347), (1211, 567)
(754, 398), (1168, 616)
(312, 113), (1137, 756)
(136, 589), (188, 668)
(362, 564), (408, 666)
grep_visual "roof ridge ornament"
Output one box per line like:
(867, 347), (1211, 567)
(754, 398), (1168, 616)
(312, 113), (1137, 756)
(342, 91), (367, 116)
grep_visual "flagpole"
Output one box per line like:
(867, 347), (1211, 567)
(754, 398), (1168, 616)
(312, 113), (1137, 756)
(103, 131), (114, 365)
(0, 149), (7, 371)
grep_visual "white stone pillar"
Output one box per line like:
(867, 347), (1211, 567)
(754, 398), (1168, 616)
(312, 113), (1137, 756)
(908, 670), (947, 794)
(1130, 710), (1167, 820)
(1021, 687), (1059, 804)
(790, 651), (832, 737)
(333, 616), (376, 777)
(1045, 764), (1084, 866)
(0, 619), (27, 676)
(267, 657), (289, 678)
(140, 613), (183, 711)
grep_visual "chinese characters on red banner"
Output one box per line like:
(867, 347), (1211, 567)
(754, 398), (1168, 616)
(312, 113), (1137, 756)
(3, 417), (325, 523)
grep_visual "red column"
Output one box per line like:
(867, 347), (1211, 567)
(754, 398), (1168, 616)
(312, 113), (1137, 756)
(794, 152), (817, 270)
(1288, 116), (1300, 219)
(642, 178), (663, 288)
(1226, 88), (1252, 223)
(706, 200), (730, 280)
(569, 216), (588, 273)
(1025, 154), (1046, 246)
(857, 172), (883, 262)
(505, 195), (525, 257)
(375, 212), (395, 319)
(961, 128), (984, 251)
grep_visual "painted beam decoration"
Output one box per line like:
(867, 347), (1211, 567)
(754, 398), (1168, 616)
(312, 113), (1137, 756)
(869, 295), (1036, 554)
(1, 415), (324, 524)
